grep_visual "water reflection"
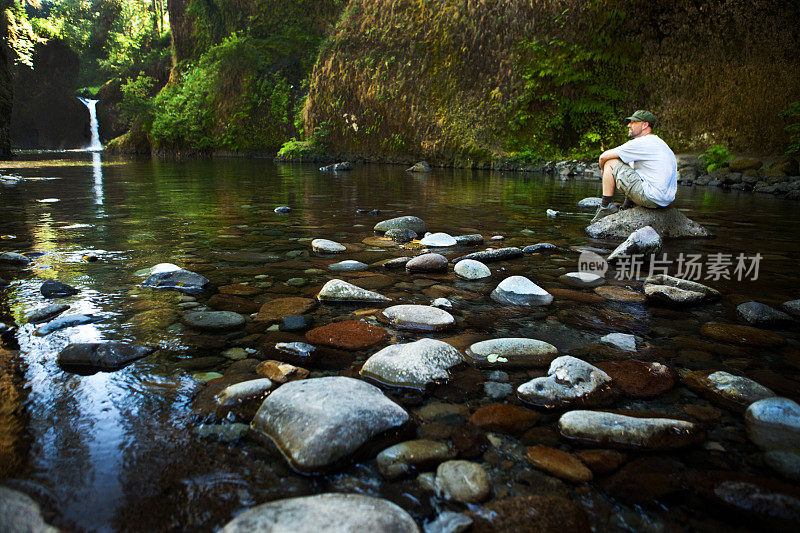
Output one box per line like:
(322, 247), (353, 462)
(92, 152), (103, 207)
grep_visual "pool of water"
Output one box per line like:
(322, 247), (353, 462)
(1, 152), (799, 531)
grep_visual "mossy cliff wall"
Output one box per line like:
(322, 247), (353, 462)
(302, 0), (800, 163)
(0, 1), (13, 159)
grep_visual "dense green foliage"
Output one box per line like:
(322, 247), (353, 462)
(780, 102), (800, 155)
(699, 144), (733, 172)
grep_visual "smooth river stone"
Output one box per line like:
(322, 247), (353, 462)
(435, 460), (491, 503)
(40, 279), (79, 298)
(526, 445), (593, 483)
(220, 493), (419, 533)
(208, 294), (260, 314)
(328, 260), (368, 272)
(305, 319), (389, 350)
(455, 234), (484, 246)
(251, 376), (409, 471)
(469, 403), (540, 435)
(0, 251), (31, 266)
(0, 487), (57, 533)
(142, 268), (209, 294)
(517, 356), (614, 408)
(683, 370), (775, 412)
(182, 311), (245, 331)
(577, 197), (602, 208)
(700, 322), (785, 347)
(215, 378), (274, 406)
(26, 303), (70, 324)
(380, 304), (454, 332)
(558, 272), (605, 289)
(559, 411), (704, 450)
(57, 342), (154, 371)
(419, 232), (457, 247)
(256, 297), (316, 323)
(317, 279), (391, 303)
(607, 225), (663, 261)
(745, 397), (800, 452)
(311, 238), (346, 253)
(466, 338), (557, 368)
(255, 360), (309, 383)
(34, 314), (95, 336)
(600, 332), (637, 351)
(374, 216), (428, 235)
(782, 299), (800, 317)
(491, 276), (553, 306)
(376, 439), (456, 479)
(736, 301), (791, 327)
(405, 253), (448, 272)
(594, 285), (646, 302)
(643, 274), (720, 306)
(453, 259), (491, 280)
(360, 338), (464, 390)
(385, 228), (417, 243)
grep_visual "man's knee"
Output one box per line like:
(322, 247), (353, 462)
(603, 158), (623, 174)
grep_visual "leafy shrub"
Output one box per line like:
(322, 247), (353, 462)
(779, 101), (800, 154)
(120, 72), (155, 126)
(276, 137), (323, 160)
(699, 144), (733, 172)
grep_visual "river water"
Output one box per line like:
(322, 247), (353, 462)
(1, 152), (799, 532)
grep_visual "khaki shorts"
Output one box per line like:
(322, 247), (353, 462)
(613, 163), (659, 208)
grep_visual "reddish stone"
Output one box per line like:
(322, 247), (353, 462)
(469, 495), (590, 533)
(255, 297), (316, 323)
(574, 449), (628, 474)
(217, 284), (263, 296)
(305, 320), (389, 350)
(548, 288), (605, 304)
(469, 403), (540, 435)
(207, 294), (260, 314)
(594, 285), (646, 302)
(603, 457), (686, 504)
(595, 360), (675, 398)
(526, 445), (593, 483)
(700, 322), (785, 347)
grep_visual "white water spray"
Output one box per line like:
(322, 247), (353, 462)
(77, 97), (103, 151)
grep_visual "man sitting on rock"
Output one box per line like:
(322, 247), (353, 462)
(591, 110), (678, 223)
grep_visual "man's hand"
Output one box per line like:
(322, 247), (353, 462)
(598, 149), (620, 171)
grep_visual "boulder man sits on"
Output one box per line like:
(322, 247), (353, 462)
(591, 110), (678, 223)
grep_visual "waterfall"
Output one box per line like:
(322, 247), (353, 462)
(77, 97), (102, 151)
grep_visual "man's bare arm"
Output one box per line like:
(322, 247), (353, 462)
(598, 149), (620, 171)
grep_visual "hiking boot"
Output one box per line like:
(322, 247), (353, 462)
(619, 198), (635, 210)
(590, 203), (618, 223)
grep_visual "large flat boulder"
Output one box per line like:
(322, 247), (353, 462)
(586, 206), (712, 240)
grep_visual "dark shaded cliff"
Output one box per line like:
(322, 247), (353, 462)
(0, 1), (13, 159)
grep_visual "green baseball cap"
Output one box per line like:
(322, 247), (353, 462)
(625, 110), (656, 126)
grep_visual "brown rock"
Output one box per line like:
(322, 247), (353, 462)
(526, 445), (593, 483)
(255, 297), (317, 323)
(729, 157), (763, 172)
(305, 320), (389, 350)
(604, 457), (685, 504)
(405, 253), (448, 272)
(521, 426), (561, 447)
(208, 294), (260, 314)
(218, 284), (263, 296)
(258, 332), (355, 369)
(557, 308), (650, 335)
(255, 360), (309, 383)
(594, 360), (675, 398)
(574, 449), (628, 474)
(593, 285), (646, 302)
(548, 288), (605, 304)
(469, 495), (590, 533)
(680, 404), (723, 422)
(700, 322), (785, 347)
(349, 274), (397, 291)
(451, 424), (488, 459)
(469, 403), (540, 435)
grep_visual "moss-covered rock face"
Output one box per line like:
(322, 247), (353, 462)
(304, 0), (800, 162)
(10, 39), (88, 150)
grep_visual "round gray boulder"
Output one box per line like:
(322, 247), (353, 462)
(360, 338), (464, 390)
(491, 276), (553, 306)
(374, 216), (428, 235)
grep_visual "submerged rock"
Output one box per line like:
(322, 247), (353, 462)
(255, 360), (309, 384)
(517, 356), (615, 408)
(329, 260), (368, 272)
(745, 397), (800, 452)
(407, 161), (431, 173)
(40, 279), (79, 298)
(215, 378), (273, 406)
(559, 410), (704, 450)
(385, 228), (417, 243)
(466, 338), (557, 368)
(360, 338), (464, 390)
(585, 206), (713, 239)
(374, 216), (428, 235)
(684, 370), (775, 412)
(435, 460), (491, 503)
(452, 247), (523, 264)
(700, 322), (785, 347)
(595, 360), (675, 398)
(467, 495), (589, 533)
(380, 304), (455, 332)
(251, 376), (408, 471)
(523, 242), (560, 254)
(526, 445), (593, 483)
(255, 297), (317, 323)
(469, 403), (540, 435)
(491, 276), (552, 306)
(419, 233), (457, 247)
(423, 512), (472, 533)
(737, 301), (791, 327)
(454, 234), (484, 246)
(274, 206), (291, 213)
(142, 268), (209, 294)
(317, 279), (391, 303)
(26, 303), (70, 324)
(57, 342), (154, 371)
(182, 311), (245, 331)
(782, 299), (800, 318)
(377, 439), (455, 479)
(311, 238), (346, 254)
(0, 251), (31, 266)
(220, 493), (419, 533)
(305, 319), (389, 350)
(607, 225), (663, 261)
(600, 332), (637, 351)
(558, 272), (605, 289)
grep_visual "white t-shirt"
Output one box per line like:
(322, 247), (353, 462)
(615, 134), (678, 206)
